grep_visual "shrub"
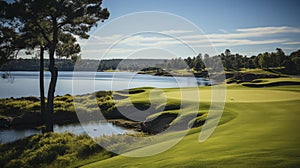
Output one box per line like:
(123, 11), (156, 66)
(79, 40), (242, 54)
(25, 102), (40, 112)
(95, 91), (111, 98)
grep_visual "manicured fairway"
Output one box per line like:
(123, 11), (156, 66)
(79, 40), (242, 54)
(83, 80), (300, 167)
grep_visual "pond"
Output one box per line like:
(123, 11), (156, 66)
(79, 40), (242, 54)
(0, 121), (129, 143)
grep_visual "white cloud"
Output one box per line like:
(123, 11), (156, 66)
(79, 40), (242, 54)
(283, 41), (300, 45)
(81, 33), (193, 48)
(79, 27), (300, 58)
(181, 26), (300, 47)
(159, 29), (194, 35)
(83, 48), (135, 55)
(211, 39), (289, 47)
(206, 27), (300, 39)
(236, 26), (300, 34)
(82, 26), (300, 48)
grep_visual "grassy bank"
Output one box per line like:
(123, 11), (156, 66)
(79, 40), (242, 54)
(0, 91), (117, 129)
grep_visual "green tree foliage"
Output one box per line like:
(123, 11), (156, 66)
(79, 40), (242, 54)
(257, 49), (286, 69)
(225, 49), (231, 57)
(0, 1), (26, 66)
(275, 48), (285, 67)
(185, 56), (193, 69)
(181, 49), (291, 72)
(0, 26), (19, 65)
(194, 60), (202, 72)
(56, 33), (81, 59)
(258, 53), (269, 69)
(285, 50), (300, 74)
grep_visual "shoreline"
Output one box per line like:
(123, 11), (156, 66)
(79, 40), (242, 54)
(0, 119), (142, 133)
(0, 115), (142, 132)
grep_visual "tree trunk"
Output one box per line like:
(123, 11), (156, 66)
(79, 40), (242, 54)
(45, 44), (57, 132)
(44, 16), (59, 133)
(39, 45), (46, 132)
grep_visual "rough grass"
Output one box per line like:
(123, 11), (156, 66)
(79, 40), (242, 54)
(82, 78), (300, 168)
(239, 68), (283, 75)
(0, 133), (112, 168)
(0, 91), (115, 128)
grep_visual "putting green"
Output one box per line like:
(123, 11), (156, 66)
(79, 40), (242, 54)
(165, 89), (300, 102)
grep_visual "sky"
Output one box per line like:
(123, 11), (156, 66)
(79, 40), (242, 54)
(14, 0), (300, 59)
(77, 0), (300, 59)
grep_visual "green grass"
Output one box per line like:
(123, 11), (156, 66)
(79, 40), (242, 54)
(0, 133), (112, 168)
(239, 68), (280, 74)
(82, 78), (300, 168)
(1, 77), (300, 167)
(0, 91), (115, 127)
(241, 78), (300, 88)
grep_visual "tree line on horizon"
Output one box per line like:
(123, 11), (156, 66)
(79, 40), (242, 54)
(1, 48), (300, 74)
(155, 48), (300, 75)
(0, 58), (165, 71)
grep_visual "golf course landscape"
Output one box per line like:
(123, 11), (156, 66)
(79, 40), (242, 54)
(1, 73), (300, 167)
(82, 77), (300, 168)
(1, 0), (300, 167)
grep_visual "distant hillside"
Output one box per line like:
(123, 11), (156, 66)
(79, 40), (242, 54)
(0, 59), (166, 71)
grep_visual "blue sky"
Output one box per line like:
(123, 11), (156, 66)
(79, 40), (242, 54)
(11, 0), (300, 59)
(103, 0), (300, 31)
(76, 0), (300, 59)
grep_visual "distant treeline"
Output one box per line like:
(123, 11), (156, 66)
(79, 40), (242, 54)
(0, 58), (165, 71)
(0, 59), (74, 71)
(1, 48), (300, 74)
(155, 48), (300, 75)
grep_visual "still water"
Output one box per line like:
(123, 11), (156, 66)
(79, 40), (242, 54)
(0, 71), (208, 143)
(0, 71), (210, 98)
(0, 122), (128, 143)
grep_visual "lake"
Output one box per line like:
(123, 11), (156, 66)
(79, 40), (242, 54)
(0, 71), (210, 98)
(0, 71), (208, 143)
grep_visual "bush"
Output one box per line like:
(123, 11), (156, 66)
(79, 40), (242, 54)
(25, 102), (40, 112)
(95, 91), (111, 98)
